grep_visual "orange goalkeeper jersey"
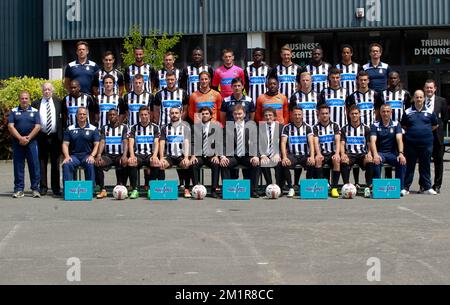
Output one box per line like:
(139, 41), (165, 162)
(255, 93), (289, 125)
(188, 89), (223, 124)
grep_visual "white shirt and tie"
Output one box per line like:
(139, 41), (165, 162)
(236, 122), (245, 157)
(202, 121), (210, 156)
(39, 98), (56, 134)
(426, 95), (435, 113)
(266, 122), (276, 157)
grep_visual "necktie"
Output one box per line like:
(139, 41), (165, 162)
(426, 98), (432, 110)
(236, 125), (244, 157)
(202, 127), (208, 156)
(268, 124), (274, 157)
(46, 99), (52, 135)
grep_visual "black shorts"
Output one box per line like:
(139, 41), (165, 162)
(136, 154), (153, 168)
(347, 154), (370, 170)
(165, 156), (185, 167)
(99, 154), (124, 170)
(287, 154), (309, 169)
(318, 153), (334, 168)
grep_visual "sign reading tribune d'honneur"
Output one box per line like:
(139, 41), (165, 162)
(415, 39), (450, 56)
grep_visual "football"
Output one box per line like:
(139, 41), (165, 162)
(192, 185), (207, 200)
(113, 185), (128, 200)
(341, 184), (357, 199)
(265, 184), (281, 199)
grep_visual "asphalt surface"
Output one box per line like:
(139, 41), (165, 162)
(0, 159), (449, 285)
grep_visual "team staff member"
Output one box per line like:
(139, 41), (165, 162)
(313, 105), (341, 198)
(346, 71), (382, 127)
(335, 44), (361, 95)
(363, 43), (391, 94)
(220, 105), (260, 198)
(401, 90), (439, 195)
(340, 106), (373, 197)
(64, 41), (100, 94)
(258, 107), (283, 189)
(269, 45), (301, 100)
(8, 91), (41, 199)
(32, 83), (64, 197)
(255, 77), (289, 125)
(305, 46), (332, 94)
(92, 51), (125, 97)
(370, 104), (407, 196)
(280, 107), (316, 198)
(95, 109), (129, 199)
(180, 48), (215, 96)
(221, 78), (255, 123)
(212, 48), (245, 99)
(191, 107), (223, 198)
(122, 74), (154, 127)
(290, 72), (322, 127)
(96, 75), (127, 128)
(153, 71), (189, 127)
(156, 52), (181, 91)
(62, 107), (100, 188)
(128, 106), (161, 199)
(124, 47), (157, 93)
(188, 71), (223, 124)
(159, 108), (193, 198)
(62, 80), (97, 127)
(244, 48), (272, 102)
(424, 79), (448, 194)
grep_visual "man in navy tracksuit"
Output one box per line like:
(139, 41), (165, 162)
(401, 90), (439, 195)
(8, 91), (41, 198)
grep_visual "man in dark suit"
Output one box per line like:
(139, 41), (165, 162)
(191, 107), (223, 198)
(424, 79), (448, 193)
(258, 107), (283, 188)
(220, 104), (260, 198)
(32, 83), (64, 196)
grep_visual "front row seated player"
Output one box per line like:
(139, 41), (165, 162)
(128, 106), (161, 199)
(159, 107), (193, 198)
(340, 105), (373, 196)
(280, 106), (316, 198)
(95, 109), (129, 199)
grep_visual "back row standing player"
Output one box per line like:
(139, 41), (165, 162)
(269, 45), (301, 100)
(212, 48), (246, 99)
(156, 52), (181, 91)
(124, 46), (157, 94)
(180, 47), (215, 97)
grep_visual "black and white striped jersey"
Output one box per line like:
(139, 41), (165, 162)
(319, 87), (348, 128)
(96, 94), (126, 129)
(346, 89), (381, 127)
(129, 122), (160, 156)
(341, 123), (371, 155)
(156, 68), (181, 91)
(62, 94), (95, 127)
(180, 64), (215, 96)
(125, 64), (156, 93)
(160, 121), (191, 158)
(93, 69), (124, 96)
(270, 64), (301, 100)
(282, 123), (313, 156)
(313, 121), (340, 155)
(382, 89), (411, 123)
(335, 62), (361, 95)
(306, 62), (332, 94)
(244, 63), (271, 101)
(100, 124), (128, 155)
(289, 90), (321, 127)
(123, 91), (153, 127)
(153, 88), (188, 127)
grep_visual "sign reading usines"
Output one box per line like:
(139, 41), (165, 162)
(414, 39), (450, 56)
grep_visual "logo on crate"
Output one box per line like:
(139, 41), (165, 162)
(69, 184), (89, 198)
(64, 181), (93, 201)
(300, 179), (329, 200)
(150, 180), (178, 200)
(373, 179), (401, 199)
(223, 180), (251, 200)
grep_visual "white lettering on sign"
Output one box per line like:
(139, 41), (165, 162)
(286, 43), (320, 60)
(366, 0), (381, 22)
(415, 39), (450, 56)
(66, 0), (81, 22)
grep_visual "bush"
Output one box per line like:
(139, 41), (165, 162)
(122, 25), (182, 71)
(0, 77), (65, 160)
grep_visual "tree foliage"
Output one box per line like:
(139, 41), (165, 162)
(122, 25), (182, 70)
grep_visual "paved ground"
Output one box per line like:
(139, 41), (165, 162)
(0, 158), (449, 285)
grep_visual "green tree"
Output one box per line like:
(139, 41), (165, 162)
(122, 25), (182, 71)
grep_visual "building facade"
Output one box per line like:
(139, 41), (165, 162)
(2, 0), (450, 101)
